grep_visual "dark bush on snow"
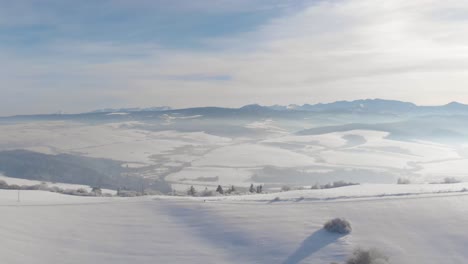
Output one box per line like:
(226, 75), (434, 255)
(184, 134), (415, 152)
(0, 180), (7, 188)
(443, 177), (460, 184)
(397, 178), (411, 184)
(269, 197), (281, 203)
(116, 190), (140, 197)
(324, 218), (352, 234)
(345, 248), (389, 264)
(199, 187), (216, 197)
(312, 181), (359, 190)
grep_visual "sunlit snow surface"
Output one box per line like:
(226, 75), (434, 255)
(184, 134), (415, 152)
(1, 188), (468, 264)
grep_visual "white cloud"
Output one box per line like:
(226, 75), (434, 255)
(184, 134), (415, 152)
(120, 0), (468, 107)
(2, 0), (468, 115)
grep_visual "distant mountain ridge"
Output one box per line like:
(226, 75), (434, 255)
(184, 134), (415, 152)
(89, 99), (468, 115)
(89, 106), (172, 113)
(265, 99), (418, 113)
(4, 99), (468, 119)
(244, 99), (468, 115)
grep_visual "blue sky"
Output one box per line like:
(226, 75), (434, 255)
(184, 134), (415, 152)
(0, 1), (300, 57)
(2, 0), (468, 115)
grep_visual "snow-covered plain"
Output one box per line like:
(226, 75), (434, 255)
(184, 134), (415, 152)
(0, 121), (231, 166)
(1, 187), (468, 264)
(1, 121), (466, 190)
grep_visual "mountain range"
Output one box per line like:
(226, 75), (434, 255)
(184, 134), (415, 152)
(4, 99), (468, 120)
(90, 99), (468, 115)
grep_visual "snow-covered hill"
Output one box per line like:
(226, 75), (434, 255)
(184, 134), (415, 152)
(2, 185), (468, 264)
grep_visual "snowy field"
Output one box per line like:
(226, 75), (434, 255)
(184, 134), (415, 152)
(2, 117), (468, 263)
(1, 187), (468, 264)
(1, 120), (467, 190)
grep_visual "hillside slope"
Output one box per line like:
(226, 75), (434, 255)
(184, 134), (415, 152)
(1, 187), (468, 264)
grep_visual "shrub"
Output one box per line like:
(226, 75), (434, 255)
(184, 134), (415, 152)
(312, 181), (358, 190)
(49, 186), (63, 193)
(116, 190), (139, 197)
(62, 189), (80, 196)
(346, 248), (389, 264)
(281, 185), (291, 192)
(8, 184), (21, 190)
(443, 177), (460, 184)
(76, 188), (88, 194)
(0, 180), (7, 188)
(272, 197), (281, 202)
(331, 181), (357, 188)
(143, 189), (163, 196)
(91, 187), (102, 196)
(21, 184), (40, 190)
(224, 185), (242, 195)
(200, 187), (215, 197)
(397, 178), (411, 184)
(324, 218), (352, 234)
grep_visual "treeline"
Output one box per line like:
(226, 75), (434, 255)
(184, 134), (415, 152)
(0, 150), (171, 194)
(183, 181), (359, 197)
(311, 181), (358, 189)
(0, 180), (107, 196)
(185, 183), (264, 197)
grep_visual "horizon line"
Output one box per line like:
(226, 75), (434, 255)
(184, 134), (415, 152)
(2, 98), (468, 118)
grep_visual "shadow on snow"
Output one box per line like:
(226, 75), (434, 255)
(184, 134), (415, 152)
(160, 201), (287, 263)
(160, 201), (345, 264)
(282, 229), (344, 264)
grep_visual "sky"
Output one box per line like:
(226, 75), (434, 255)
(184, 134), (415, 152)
(1, 0), (468, 115)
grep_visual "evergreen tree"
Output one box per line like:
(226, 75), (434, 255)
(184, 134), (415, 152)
(216, 185), (224, 194)
(256, 185), (263, 193)
(249, 184), (255, 193)
(187, 185), (197, 196)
